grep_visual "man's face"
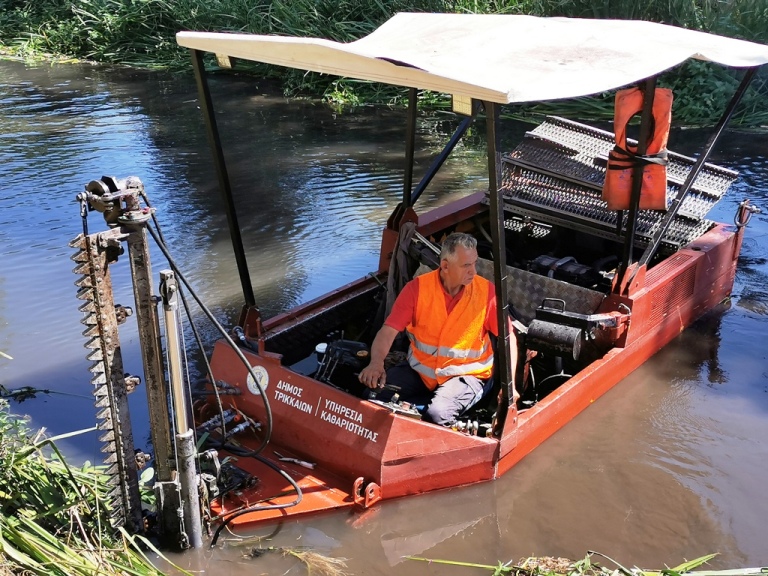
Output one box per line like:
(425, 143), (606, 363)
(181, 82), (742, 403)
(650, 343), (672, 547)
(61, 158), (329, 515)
(441, 246), (478, 287)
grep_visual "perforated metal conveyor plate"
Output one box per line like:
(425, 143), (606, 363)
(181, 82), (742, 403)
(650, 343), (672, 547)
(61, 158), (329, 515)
(493, 116), (738, 254)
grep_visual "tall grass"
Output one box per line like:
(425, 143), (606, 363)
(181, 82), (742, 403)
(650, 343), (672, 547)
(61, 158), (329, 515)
(405, 551), (749, 576)
(0, 400), (189, 575)
(0, 0), (766, 124)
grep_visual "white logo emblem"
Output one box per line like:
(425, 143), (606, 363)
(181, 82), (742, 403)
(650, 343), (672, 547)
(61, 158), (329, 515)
(246, 365), (269, 396)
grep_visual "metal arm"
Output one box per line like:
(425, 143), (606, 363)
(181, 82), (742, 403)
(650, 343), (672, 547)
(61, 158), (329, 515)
(636, 66), (759, 270)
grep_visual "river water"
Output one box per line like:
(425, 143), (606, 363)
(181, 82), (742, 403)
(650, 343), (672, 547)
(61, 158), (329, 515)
(1, 59), (767, 574)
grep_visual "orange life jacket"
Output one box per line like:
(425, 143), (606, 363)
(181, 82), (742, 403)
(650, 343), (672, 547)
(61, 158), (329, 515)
(406, 270), (494, 390)
(602, 86), (673, 211)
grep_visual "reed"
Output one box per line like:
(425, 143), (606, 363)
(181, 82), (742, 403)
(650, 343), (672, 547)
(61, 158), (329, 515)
(233, 539), (350, 576)
(0, 400), (189, 576)
(406, 551), (761, 576)
(0, 0), (766, 124)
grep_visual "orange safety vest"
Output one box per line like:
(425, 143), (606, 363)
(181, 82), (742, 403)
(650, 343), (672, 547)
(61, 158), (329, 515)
(406, 270), (495, 390)
(602, 86), (673, 211)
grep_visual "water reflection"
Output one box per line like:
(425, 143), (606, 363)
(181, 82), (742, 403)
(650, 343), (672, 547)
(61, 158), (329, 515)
(1, 59), (768, 571)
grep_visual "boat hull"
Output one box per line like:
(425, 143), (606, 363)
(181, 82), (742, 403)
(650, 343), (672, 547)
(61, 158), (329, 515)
(200, 195), (741, 528)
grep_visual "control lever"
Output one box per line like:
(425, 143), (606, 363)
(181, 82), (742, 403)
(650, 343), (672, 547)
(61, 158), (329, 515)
(365, 384), (401, 400)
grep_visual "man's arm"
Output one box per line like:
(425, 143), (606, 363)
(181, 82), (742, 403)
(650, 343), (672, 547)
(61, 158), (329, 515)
(507, 319), (519, 399)
(358, 325), (400, 389)
(358, 280), (418, 389)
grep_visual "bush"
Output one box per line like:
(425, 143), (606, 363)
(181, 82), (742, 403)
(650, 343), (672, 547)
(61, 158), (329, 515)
(1, 0), (766, 125)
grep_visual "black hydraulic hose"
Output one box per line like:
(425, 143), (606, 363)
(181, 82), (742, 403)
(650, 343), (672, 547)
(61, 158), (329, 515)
(143, 207), (302, 544)
(176, 279), (226, 427)
(141, 194), (215, 383)
(537, 372), (573, 389)
(209, 450), (303, 547)
(147, 225), (273, 453)
(139, 193), (225, 436)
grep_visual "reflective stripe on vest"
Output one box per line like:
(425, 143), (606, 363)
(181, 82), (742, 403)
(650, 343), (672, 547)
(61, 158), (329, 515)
(407, 334), (490, 360)
(406, 270), (494, 390)
(602, 86), (673, 211)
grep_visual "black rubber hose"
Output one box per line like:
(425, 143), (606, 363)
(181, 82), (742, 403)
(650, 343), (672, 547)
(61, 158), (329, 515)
(209, 451), (302, 547)
(143, 201), (304, 544)
(140, 192), (227, 438)
(147, 225), (274, 453)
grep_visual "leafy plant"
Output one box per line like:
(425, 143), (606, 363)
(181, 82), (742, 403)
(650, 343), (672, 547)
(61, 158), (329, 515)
(0, 0), (766, 124)
(0, 400), (190, 575)
(406, 551), (738, 576)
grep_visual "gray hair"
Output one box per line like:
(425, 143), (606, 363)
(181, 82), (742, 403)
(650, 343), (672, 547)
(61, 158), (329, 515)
(439, 232), (477, 261)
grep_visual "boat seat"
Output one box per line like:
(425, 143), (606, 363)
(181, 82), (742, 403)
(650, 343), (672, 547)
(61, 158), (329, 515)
(413, 257), (605, 414)
(414, 258), (604, 325)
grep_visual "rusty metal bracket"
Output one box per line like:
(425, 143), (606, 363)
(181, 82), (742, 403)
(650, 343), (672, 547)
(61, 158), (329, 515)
(353, 477), (382, 508)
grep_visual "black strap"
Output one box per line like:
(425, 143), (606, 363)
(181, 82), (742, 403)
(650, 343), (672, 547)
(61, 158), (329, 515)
(607, 145), (668, 169)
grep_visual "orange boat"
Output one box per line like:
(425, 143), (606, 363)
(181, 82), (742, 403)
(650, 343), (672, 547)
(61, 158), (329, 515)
(170, 15), (768, 536)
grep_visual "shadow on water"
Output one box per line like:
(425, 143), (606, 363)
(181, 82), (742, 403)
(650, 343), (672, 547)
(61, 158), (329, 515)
(2, 59), (768, 571)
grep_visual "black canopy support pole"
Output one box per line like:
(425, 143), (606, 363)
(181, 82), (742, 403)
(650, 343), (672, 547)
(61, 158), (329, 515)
(614, 210), (625, 239)
(411, 104), (477, 205)
(190, 48), (256, 308)
(402, 88), (418, 208)
(618, 76), (657, 278)
(637, 66), (759, 270)
(484, 101), (514, 436)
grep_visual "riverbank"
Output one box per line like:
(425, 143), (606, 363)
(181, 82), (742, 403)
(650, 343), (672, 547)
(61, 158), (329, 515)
(1, 0), (767, 126)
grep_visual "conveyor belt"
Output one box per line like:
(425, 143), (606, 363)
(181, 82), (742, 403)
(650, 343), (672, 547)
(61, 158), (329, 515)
(494, 117), (738, 254)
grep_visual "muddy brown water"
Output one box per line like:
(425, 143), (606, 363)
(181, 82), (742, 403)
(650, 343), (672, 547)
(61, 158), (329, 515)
(1, 60), (767, 573)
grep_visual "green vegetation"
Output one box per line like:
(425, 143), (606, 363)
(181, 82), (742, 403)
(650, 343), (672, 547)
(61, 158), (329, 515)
(0, 1), (767, 123)
(406, 552), (767, 576)
(0, 399), (188, 576)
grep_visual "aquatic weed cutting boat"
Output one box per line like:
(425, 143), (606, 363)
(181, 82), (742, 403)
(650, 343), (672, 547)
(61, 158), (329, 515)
(70, 14), (768, 543)
(173, 14), (768, 532)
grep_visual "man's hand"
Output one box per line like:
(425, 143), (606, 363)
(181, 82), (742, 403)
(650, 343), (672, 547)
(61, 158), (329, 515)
(358, 363), (386, 389)
(358, 325), (399, 389)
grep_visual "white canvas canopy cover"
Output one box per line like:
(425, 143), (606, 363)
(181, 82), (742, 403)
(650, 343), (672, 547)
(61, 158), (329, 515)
(176, 13), (768, 104)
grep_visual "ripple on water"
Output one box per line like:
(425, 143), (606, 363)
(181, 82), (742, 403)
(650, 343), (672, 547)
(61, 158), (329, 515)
(735, 288), (768, 315)
(647, 380), (722, 478)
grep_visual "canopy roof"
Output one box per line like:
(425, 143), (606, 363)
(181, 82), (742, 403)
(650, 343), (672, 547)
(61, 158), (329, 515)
(177, 13), (768, 104)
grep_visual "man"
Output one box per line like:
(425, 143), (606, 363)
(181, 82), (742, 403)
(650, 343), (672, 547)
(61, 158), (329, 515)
(359, 232), (516, 425)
